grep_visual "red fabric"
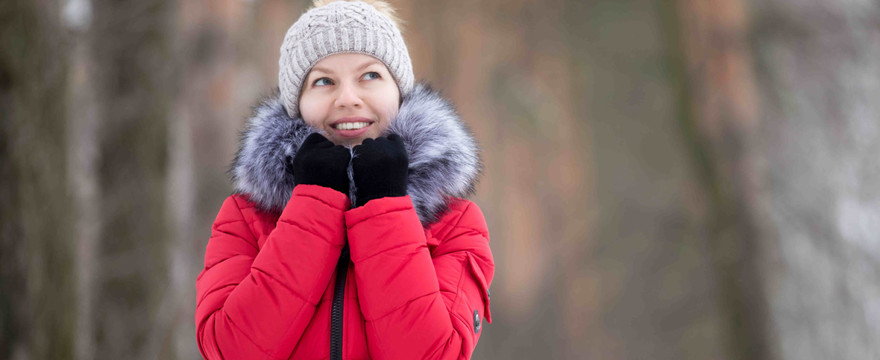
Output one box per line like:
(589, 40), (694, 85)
(196, 184), (494, 360)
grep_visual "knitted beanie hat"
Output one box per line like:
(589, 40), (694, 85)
(278, 1), (415, 118)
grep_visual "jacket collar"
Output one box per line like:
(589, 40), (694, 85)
(230, 83), (482, 226)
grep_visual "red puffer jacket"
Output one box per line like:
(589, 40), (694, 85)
(196, 185), (493, 359)
(196, 83), (493, 359)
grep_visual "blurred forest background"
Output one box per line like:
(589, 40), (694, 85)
(2, 0), (879, 359)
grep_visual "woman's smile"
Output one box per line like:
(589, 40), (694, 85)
(330, 117), (375, 138)
(298, 53), (401, 146)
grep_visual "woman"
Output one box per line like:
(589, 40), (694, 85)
(195, 1), (494, 359)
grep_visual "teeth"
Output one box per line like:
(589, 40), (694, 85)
(335, 122), (370, 130)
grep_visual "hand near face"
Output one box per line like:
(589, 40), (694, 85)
(352, 134), (409, 207)
(291, 133), (352, 195)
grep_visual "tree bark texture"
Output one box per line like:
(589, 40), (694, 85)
(674, 0), (880, 359)
(86, 0), (176, 358)
(0, 0), (76, 358)
(748, 1), (880, 359)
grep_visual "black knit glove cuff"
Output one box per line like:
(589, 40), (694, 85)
(355, 191), (406, 208)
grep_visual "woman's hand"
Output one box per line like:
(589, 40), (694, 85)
(352, 134), (409, 207)
(291, 133), (351, 195)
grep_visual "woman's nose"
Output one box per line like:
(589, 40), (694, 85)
(334, 82), (364, 109)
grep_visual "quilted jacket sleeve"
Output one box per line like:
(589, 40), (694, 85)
(195, 185), (349, 360)
(345, 196), (495, 360)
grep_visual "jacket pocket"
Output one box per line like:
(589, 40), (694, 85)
(464, 252), (492, 324)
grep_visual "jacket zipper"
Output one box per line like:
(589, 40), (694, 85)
(330, 244), (350, 360)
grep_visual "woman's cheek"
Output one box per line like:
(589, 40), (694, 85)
(298, 94), (325, 128)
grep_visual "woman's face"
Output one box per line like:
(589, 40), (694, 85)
(299, 53), (401, 146)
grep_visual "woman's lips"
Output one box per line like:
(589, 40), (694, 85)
(331, 118), (373, 138)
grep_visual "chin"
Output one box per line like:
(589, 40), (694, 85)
(349, 137), (369, 146)
(332, 136), (365, 147)
(327, 128), (382, 147)
(349, 134), (381, 146)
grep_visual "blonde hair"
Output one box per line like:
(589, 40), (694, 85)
(312, 0), (404, 30)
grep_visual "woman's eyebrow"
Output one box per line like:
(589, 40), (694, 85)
(357, 60), (382, 71)
(310, 60), (382, 77)
(310, 66), (333, 74)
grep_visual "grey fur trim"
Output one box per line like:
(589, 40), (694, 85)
(229, 83), (482, 226)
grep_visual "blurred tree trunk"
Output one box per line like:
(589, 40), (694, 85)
(674, 0), (880, 359)
(666, 0), (771, 359)
(68, 3), (100, 360)
(0, 0), (76, 359)
(86, 0), (176, 358)
(747, 1), (880, 359)
(558, 0), (730, 358)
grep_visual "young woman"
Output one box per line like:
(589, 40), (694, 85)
(195, 1), (494, 359)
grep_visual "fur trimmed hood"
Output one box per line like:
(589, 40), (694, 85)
(230, 83), (482, 226)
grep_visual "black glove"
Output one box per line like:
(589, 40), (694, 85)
(352, 134), (409, 207)
(290, 133), (351, 195)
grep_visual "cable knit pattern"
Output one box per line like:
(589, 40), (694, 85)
(279, 1), (414, 118)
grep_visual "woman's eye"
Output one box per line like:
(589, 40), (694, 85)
(313, 77), (333, 86)
(362, 71), (380, 80)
